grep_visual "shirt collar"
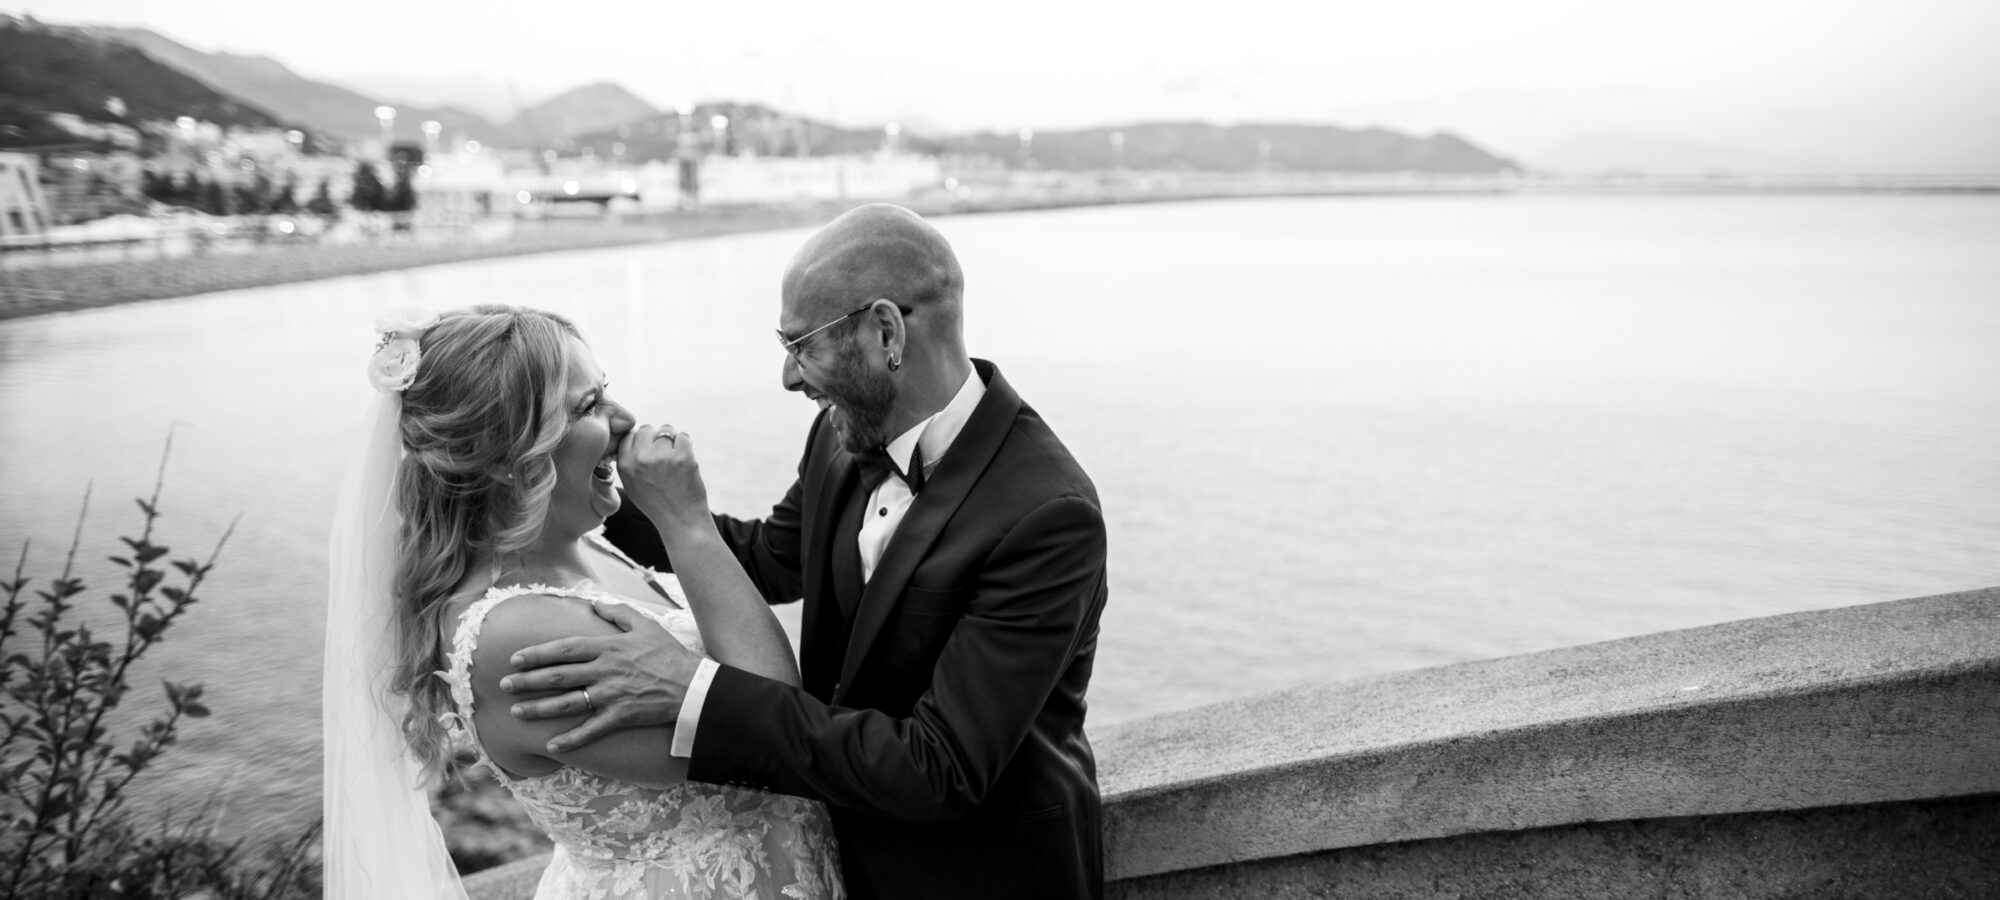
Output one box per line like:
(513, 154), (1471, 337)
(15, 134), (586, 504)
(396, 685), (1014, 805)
(883, 367), (985, 478)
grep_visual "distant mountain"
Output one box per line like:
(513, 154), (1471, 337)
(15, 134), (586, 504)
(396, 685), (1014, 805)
(336, 72), (521, 124)
(501, 82), (660, 147)
(943, 122), (1518, 173)
(0, 17), (287, 148)
(5, 14), (1520, 174)
(564, 109), (1518, 173)
(92, 25), (505, 146)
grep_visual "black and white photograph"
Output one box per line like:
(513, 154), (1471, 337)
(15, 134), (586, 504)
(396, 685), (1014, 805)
(1, 1), (1996, 897)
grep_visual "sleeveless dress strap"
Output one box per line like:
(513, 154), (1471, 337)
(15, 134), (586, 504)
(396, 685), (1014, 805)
(586, 529), (685, 608)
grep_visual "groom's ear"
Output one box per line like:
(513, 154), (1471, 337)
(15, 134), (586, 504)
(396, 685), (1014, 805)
(864, 298), (904, 352)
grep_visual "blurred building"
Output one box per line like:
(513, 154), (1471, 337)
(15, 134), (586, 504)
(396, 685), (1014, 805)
(0, 152), (52, 242)
(688, 152), (943, 206)
(38, 152), (146, 224)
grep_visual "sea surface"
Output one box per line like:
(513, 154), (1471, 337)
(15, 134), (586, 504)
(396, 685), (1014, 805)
(2, 193), (1996, 837)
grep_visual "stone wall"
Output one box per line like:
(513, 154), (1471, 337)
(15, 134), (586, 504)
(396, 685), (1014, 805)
(468, 587), (2000, 898)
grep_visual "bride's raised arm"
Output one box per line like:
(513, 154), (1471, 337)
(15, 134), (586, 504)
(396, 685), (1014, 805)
(616, 424), (801, 688)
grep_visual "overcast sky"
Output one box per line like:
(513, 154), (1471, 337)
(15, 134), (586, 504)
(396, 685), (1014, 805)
(23, 0), (2000, 172)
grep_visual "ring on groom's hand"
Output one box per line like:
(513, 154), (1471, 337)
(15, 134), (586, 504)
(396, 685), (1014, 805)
(579, 688), (595, 713)
(653, 427), (677, 443)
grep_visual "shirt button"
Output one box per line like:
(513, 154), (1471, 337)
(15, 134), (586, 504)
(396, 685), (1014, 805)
(878, 508), (888, 516)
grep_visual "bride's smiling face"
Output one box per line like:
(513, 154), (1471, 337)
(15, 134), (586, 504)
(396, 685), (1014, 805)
(544, 336), (634, 538)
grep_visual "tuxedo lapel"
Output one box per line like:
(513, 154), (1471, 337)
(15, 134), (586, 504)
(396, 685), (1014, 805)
(838, 361), (1021, 699)
(803, 425), (861, 699)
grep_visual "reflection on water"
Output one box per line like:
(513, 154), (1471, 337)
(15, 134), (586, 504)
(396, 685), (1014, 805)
(2, 194), (1997, 837)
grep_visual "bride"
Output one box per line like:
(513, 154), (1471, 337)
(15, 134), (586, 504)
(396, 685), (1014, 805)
(323, 304), (844, 899)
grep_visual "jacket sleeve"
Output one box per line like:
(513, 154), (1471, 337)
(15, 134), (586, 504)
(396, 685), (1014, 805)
(688, 493), (1107, 824)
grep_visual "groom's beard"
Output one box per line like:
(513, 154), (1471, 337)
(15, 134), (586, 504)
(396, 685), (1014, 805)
(823, 339), (898, 454)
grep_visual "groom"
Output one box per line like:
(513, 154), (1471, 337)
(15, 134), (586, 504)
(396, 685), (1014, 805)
(507, 204), (1109, 899)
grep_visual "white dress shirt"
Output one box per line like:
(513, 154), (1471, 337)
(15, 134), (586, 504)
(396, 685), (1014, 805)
(672, 369), (986, 758)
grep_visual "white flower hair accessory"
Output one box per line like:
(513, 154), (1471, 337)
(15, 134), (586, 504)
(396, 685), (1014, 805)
(368, 306), (439, 393)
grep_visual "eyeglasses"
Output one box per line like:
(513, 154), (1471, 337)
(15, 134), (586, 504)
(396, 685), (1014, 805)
(775, 300), (913, 361)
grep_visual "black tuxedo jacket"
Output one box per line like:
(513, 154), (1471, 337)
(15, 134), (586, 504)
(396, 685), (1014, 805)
(604, 360), (1107, 900)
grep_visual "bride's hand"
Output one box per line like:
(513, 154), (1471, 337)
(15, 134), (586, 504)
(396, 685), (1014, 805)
(619, 423), (710, 531)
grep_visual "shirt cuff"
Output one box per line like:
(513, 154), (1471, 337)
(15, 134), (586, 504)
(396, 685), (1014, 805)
(670, 658), (719, 758)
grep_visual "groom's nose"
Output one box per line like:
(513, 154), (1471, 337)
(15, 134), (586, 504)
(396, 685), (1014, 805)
(781, 353), (805, 393)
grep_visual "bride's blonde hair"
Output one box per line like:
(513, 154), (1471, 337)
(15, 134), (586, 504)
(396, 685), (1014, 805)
(388, 304), (582, 776)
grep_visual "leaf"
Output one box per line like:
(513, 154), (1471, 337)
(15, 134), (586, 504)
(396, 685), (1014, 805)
(134, 498), (156, 517)
(135, 545), (167, 564)
(171, 559), (198, 577)
(182, 702), (210, 718)
(107, 555), (131, 568)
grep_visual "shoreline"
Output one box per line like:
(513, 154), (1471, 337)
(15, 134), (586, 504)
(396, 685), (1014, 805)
(5, 178), (1995, 322)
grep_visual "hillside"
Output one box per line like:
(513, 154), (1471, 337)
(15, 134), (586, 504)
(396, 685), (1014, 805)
(943, 122), (1518, 173)
(501, 82), (659, 146)
(93, 25), (504, 145)
(563, 106), (1518, 173)
(0, 17), (285, 148)
(5, 14), (1520, 173)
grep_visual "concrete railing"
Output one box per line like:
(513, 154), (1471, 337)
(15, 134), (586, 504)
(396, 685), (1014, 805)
(469, 587), (2000, 898)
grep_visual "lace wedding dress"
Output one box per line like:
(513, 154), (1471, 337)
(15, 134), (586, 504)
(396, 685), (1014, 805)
(440, 572), (844, 900)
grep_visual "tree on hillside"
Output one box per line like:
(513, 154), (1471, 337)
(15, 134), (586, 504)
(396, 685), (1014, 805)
(200, 178), (229, 216)
(235, 172), (272, 216)
(349, 161), (385, 212)
(269, 175), (300, 215)
(140, 170), (173, 204)
(306, 178), (336, 217)
(386, 165), (416, 212)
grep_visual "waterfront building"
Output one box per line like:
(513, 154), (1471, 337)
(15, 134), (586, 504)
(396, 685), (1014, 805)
(0, 152), (52, 243)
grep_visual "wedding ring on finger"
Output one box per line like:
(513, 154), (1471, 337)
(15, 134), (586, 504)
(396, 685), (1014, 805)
(579, 688), (595, 713)
(653, 426), (677, 443)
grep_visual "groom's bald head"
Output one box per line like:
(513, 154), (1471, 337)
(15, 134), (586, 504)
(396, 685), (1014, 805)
(782, 204), (964, 349)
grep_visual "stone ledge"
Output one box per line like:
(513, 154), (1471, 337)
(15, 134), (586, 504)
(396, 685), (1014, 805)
(1095, 586), (2000, 881)
(1109, 793), (2000, 899)
(463, 852), (547, 899)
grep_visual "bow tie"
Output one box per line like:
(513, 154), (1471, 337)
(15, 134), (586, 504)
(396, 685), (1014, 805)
(856, 444), (926, 495)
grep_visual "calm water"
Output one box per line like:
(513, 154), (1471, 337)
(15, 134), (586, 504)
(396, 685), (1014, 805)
(3, 194), (1997, 835)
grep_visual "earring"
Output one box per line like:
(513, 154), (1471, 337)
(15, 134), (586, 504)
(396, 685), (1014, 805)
(888, 356), (901, 372)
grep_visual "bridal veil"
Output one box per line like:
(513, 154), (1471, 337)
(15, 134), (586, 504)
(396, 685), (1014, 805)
(323, 385), (471, 899)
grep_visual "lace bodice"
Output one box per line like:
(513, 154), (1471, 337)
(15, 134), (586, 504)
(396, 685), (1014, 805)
(440, 569), (842, 899)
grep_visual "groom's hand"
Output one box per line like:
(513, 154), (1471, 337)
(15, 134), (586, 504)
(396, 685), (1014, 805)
(502, 600), (701, 753)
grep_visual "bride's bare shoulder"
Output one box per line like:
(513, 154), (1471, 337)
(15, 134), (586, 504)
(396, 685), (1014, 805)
(468, 590), (619, 665)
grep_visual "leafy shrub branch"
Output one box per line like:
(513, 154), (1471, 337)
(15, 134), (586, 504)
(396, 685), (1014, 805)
(0, 437), (317, 898)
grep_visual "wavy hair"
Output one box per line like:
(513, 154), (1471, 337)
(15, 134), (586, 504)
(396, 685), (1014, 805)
(387, 304), (582, 776)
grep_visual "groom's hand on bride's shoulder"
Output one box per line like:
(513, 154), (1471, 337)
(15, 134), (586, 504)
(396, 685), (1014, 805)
(502, 599), (702, 753)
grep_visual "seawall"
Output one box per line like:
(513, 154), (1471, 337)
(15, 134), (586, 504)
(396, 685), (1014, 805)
(468, 586), (2000, 897)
